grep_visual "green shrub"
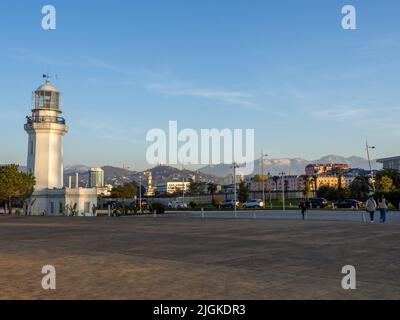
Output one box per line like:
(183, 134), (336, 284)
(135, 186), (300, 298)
(387, 190), (400, 209)
(151, 202), (165, 214)
(189, 201), (197, 209)
(374, 190), (400, 209)
(212, 197), (221, 208)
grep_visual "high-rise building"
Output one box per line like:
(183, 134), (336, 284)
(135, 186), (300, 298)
(145, 171), (155, 196)
(305, 163), (350, 176)
(89, 167), (105, 188)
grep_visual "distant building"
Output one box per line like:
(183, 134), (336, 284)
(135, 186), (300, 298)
(312, 175), (354, 190)
(305, 163), (350, 176)
(249, 174), (355, 192)
(222, 174), (245, 185)
(250, 175), (302, 192)
(155, 181), (191, 194)
(376, 156), (400, 171)
(89, 167), (104, 188)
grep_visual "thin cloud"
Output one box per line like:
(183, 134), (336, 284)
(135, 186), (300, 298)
(146, 82), (256, 108)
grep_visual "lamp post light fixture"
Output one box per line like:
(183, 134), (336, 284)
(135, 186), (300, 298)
(365, 141), (376, 192)
(231, 162), (243, 218)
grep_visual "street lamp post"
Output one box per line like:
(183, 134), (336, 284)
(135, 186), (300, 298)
(365, 141), (376, 192)
(268, 172), (272, 209)
(182, 164), (185, 204)
(261, 151), (268, 209)
(231, 162), (242, 218)
(139, 173), (142, 213)
(280, 171), (286, 211)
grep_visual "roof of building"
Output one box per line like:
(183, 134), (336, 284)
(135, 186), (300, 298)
(376, 156), (400, 162)
(35, 80), (59, 93)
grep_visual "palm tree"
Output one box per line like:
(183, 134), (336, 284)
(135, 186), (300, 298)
(222, 185), (229, 200)
(302, 175), (312, 199)
(272, 176), (279, 191)
(311, 174), (318, 196)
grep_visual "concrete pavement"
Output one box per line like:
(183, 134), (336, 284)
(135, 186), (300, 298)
(0, 214), (399, 299)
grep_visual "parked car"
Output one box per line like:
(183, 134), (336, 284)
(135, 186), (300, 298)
(242, 199), (264, 209)
(167, 200), (187, 209)
(308, 198), (328, 208)
(334, 199), (363, 209)
(220, 199), (240, 209)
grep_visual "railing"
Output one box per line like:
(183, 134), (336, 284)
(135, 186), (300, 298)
(26, 116), (66, 125)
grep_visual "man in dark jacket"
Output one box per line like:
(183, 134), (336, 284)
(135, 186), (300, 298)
(299, 199), (308, 220)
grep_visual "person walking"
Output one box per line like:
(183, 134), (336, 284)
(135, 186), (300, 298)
(378, 195), (388, 223)
(299, 199), (307, 220)
(365, 195), (377, 223)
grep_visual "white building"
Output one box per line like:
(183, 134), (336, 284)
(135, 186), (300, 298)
(155, 181), (191, 194)
(376, 156), (400, 171)
(25, 78), (98, 216)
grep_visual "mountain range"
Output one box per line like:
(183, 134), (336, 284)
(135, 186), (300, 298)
(10, 154), (382, 186)
(197, 155), (382, 177)
(63, 164), (223, 187)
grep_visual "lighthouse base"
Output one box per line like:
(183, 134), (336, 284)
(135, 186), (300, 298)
(27, 187), (98, 216)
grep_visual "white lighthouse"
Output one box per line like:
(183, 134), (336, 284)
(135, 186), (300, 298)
(25, 79), (68, 190)
(25, 77), (98, 216)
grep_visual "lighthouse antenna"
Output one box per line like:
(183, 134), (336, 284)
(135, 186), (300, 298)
(42, 73), (51, 81)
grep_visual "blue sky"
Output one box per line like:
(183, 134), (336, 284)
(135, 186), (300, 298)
(1, 0), (400, 170)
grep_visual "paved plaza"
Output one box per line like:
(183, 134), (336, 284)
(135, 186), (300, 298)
(0, 212), (399, 299)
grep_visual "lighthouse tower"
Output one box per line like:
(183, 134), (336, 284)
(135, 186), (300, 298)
(24, 77), (97, 216)
(24, 78), (68, 190)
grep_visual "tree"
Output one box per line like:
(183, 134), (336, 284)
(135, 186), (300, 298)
(376, 169), (400, 189)
(303, 176), (312, 199)
(222, 185), (229, 200)
(311, 174), (318, 194)
(253, 174), (267, 182)
(111, 182), (137, 200)
(349, 176), (371, 201)
(376, 175), (394, 193)
(317, 186), (338, 201)
(238, 181), (249, 203)
(189, 181), (206, 195)
(207, 183), (218, 201)
(0, 164), (35, 214)
(272, 176), (279, 191)
(212, 196), (222, 208)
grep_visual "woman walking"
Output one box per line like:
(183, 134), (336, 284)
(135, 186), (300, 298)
(378, 195), (388, 223)
(365, 195), (377, 223)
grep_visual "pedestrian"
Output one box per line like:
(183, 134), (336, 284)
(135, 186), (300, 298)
(378, 195), (388, 223)
(365, 195), (377, 223)
(299, 199), (307, 220)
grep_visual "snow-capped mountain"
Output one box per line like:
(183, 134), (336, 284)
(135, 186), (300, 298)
(198, 155), (382, 177)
